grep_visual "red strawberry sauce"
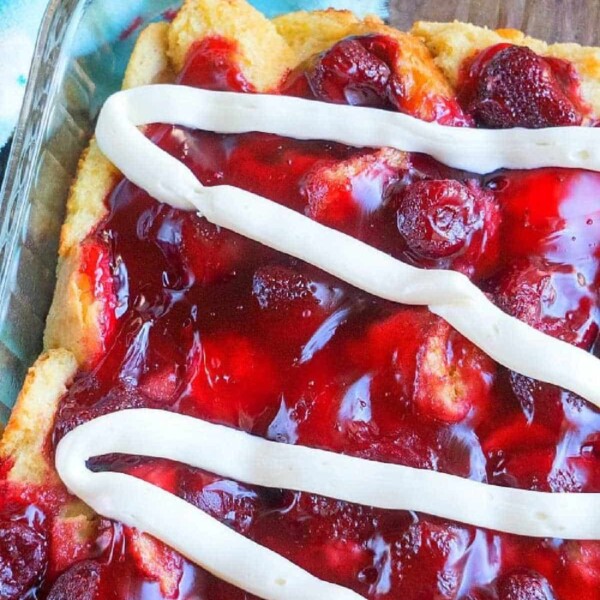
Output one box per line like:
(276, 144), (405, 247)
(2, 36), (600, 600)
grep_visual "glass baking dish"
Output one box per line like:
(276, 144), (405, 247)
(0, 0), (598, 423)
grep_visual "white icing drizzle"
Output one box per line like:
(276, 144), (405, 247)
(94, 85), (600, 408)
(52, 84), (600, 598)
(56, 408), (600, 600)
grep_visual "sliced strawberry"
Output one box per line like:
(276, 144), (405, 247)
(46, 560), (111, 600)
(391, 178), (501, 278)
(126, 528), (183, 598)
(388, 518), (473, 598)
(188, 333), (280, 426)
(181, 217), (248, 285)
(125, 458), (180, 495)
(562, 541), (600, 587)
(255, 492), (376, 589)
(460, 44), (583, 128)
(0, 518), (47, 600)
(497, 568), (556, 600)
(483, 418), (556, 490)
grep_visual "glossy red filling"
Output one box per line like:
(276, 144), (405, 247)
(2, 34), (600, 600)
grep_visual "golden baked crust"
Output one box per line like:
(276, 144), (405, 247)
(412, 20), (600, 114)
(168, 0), (295, 91)
(0, 350), (77, 485)
(44, 23), (175, 365)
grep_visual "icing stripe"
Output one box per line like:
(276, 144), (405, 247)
(56, 409), (600, 600)
(94, 85), (600, 408)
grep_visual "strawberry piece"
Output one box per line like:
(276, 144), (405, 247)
(562, 541), (600, 587)
(414, 319), (495, 423)
(395, 179), (483, 259)
(138, 365), (181, 403)
(0, 519), (47, 600)
(177, 36), (254, 92)
(189, 333), (280, 425)
(125, 458), (180, 495)
(181, 217), (248, 286)
(495, 260), (599, 423)
(46, 560), (112, 600)
(495, 261), (598, 348)
(256, 492), (376, 589)
(126, 528), (183, 598)
(299, 34), (471, 126)
(389, 518), (473, 598)
(392, 178), (501, 277)
(483, 419), (556, 490)
(179, 468), (259, 534)
(251, 263), (345, 349)
(462, 44), (583, 128)
(306, 37), (393, 108)
(252, 264), (320, 314)
(497, 569), (556, 600)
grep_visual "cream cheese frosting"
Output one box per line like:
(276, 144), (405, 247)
(53, 84), (600, 600)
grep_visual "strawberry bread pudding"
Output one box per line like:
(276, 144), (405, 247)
(1, 1), (600, 599)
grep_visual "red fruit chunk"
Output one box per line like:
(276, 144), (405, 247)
(189, 333), (279, 425)
(395, 179), (482, 259)
(256, 492), (376, 589)
(46, 560), (109, 600)
(307, 37), (393, 108)
(126, 529), (183, 598)
(389, 518), (473, 598)
(497, 569), (556, 600)
(495, 261), (598, 422)
(179, 468), (259, 534)
(495, 261), (598, 347)
(177, 36), (254, 92)
(0, 519), (47, 600)
(563, 541), (600, 587)
(414, 319), (495, 423)
(483, 419), (556, 490)
(125, 458), (180, 495)
(300, 34), (471, 126)
(392, 178), (500, 277)
(462, 44), (583, 128)
(181, 217), (247, 285)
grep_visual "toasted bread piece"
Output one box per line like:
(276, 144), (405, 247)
(412, 20), (600, 114)
(168, 0), (295, 91)
(0, 350), (77, 485)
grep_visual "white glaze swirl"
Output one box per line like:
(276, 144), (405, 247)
(53, 84), (600, 599)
